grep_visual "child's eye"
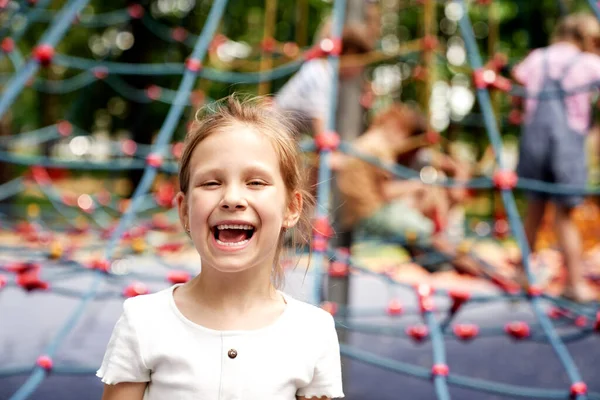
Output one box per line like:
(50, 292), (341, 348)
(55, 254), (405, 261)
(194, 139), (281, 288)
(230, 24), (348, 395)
(201, 181), (219, 187)
(248, 180), (266, 186)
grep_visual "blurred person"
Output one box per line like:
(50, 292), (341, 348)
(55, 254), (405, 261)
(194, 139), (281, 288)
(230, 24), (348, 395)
(276, 20), (374, 197)
(335, 103), (485, 276)
(275, 21), (374, 138)
(512, 12), (600, 303)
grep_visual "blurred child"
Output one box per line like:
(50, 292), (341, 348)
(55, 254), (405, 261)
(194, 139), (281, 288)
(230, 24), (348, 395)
(512, 12), (600, 303)
(316, 1), (382, 46)
(97, 95), (343, 399)
(336, 103), (482, 276)
(275, 21), (374, 137)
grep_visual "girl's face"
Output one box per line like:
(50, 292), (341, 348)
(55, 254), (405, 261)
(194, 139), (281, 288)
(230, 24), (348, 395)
(177, 123), (300, 276)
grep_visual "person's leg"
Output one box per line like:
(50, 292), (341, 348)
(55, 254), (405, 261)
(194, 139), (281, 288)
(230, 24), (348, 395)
(366, 200), (487, 275)
(511, 197), (547, 290)
(514, 122), (549, 269)
(429, 235), (481, 276)
(552, 130), (595, 302)
(523, 198), (547, 254)
(554, 204), (596, 302)
(415, 186), (450, 233)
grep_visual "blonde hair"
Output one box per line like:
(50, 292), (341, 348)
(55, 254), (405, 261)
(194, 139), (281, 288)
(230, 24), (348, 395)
(371, 103), (428, 137)
(178, 94), (314, 288)
(551, 12), (600, 52)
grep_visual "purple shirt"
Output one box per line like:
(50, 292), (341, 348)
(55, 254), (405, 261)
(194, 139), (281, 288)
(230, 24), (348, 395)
(514, 42), (600, 134)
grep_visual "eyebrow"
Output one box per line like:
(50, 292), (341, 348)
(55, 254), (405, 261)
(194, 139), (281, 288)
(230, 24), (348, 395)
(191, 164), (275, 181)
(244, 164), (275, 178)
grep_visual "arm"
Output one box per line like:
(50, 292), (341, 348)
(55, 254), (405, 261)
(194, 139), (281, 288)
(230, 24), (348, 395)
(101, 382), (147, 400)
(312, 117), (325, 137)
(511, 66), (526, 86)
(511, 49), (539, 86)
(97, 300), (151, 395)
(422, 149), (471, 203)
(295, 314), (343, 400)
(381, 179), (425, 202)
(427, 149), (469, 178)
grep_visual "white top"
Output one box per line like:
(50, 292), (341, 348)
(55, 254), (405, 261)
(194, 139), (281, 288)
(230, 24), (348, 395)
(275, 59), (333, 121)
(97, 284), (344, 400)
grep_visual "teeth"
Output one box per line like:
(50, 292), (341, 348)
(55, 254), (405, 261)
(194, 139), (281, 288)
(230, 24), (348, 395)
(216, 224), (254, 230)
(216, 239), (249, 247)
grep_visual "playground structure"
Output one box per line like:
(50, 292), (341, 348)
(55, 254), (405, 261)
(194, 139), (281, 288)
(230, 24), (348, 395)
(1, 0), (600, 399)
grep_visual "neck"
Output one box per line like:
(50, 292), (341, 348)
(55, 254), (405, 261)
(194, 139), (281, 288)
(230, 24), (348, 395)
(554, 39), (581, 50)
(186, 263), (278, 312)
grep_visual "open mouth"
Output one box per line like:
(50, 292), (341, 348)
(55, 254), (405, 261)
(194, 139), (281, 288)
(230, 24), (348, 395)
(212, 224), (255, 247)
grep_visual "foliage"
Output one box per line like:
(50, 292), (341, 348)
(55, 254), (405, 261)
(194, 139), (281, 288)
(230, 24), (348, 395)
(0, 0), (596, 145)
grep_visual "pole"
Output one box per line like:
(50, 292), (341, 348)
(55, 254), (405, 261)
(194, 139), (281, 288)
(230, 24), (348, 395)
(258, 0), (278, 95)
(330, 0), (366, 389)
(295, 0), (309, 47)
(422, 0), (437, 118)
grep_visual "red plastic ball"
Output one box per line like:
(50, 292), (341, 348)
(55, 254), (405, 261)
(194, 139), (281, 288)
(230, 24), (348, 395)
(167, 271), (191, 284)
(406, 325), (429, 342)
(1, 37), (14, 53)
(146, 153), (163, 168)
(493, 170), (518, 190)
(386, 299), (403, 316)
(186, 58), (202, 72)
(431, 363), (449, 377)
(505, 321), (530, 339)
(36, 355), (53, 370)
(127, 4), (144, 18)
(328, 262), (349, 278)
(123, 282), (149, 298)
(33, 44), (55, 66)
(313, 217), (332, 238)
(57, 121), (72, 137)
(314, 131), (340, 152)
(171, 27), (188, 42)
(570, 382), (587, 396)
(453, 323), (479, 340)
(321, 301), (338, 316)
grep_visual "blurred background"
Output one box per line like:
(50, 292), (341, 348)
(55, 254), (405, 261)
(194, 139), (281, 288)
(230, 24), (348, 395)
(1, 0), (600, 399)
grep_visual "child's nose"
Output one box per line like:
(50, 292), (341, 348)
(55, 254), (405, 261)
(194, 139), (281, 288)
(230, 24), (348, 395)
(220, 185), (247, 210)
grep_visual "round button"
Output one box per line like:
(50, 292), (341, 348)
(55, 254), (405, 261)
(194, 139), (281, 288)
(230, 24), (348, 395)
(228, 349), (237, 359)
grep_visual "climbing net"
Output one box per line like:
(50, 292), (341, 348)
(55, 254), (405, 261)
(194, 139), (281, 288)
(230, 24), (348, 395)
(0, 0), (599, 399)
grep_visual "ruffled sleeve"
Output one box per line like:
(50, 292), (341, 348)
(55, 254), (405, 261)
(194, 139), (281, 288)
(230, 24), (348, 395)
(96, 299), (150, 385)
(296, 313), (345, 399)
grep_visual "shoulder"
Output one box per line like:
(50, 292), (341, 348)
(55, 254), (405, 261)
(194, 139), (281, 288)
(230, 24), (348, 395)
(284, 294), (335, 329)
(121, 285), (174, 324)
(522, 47), (544, 61)
(580, 52), (600, 70)
(295, 60), (333, 83)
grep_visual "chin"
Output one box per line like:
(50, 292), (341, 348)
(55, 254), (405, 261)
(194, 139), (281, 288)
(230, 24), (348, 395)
(201, 255), (262, 275)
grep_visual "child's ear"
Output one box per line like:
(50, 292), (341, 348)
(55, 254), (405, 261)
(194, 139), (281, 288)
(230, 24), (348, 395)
(175, 192), (189, 232)
(283, 191), (302, 229)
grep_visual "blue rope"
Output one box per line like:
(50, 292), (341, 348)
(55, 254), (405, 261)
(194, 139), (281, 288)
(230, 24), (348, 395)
(457, 1), (587, 399)
(310, 0), (346, 306)
(5, 1), (230, 398)
(0, 0), (91, 120)
(2, 1), (599, 399)
(425, 311), (451, 399)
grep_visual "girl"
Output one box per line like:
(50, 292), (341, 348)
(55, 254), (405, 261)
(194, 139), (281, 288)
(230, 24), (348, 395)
(335, 103), (485, 276)
(512, 12), (600, 303)
(97, 95), (344, 399)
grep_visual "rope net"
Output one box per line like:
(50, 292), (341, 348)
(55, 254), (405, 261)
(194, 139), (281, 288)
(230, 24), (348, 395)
(0, 0), (599, 399)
